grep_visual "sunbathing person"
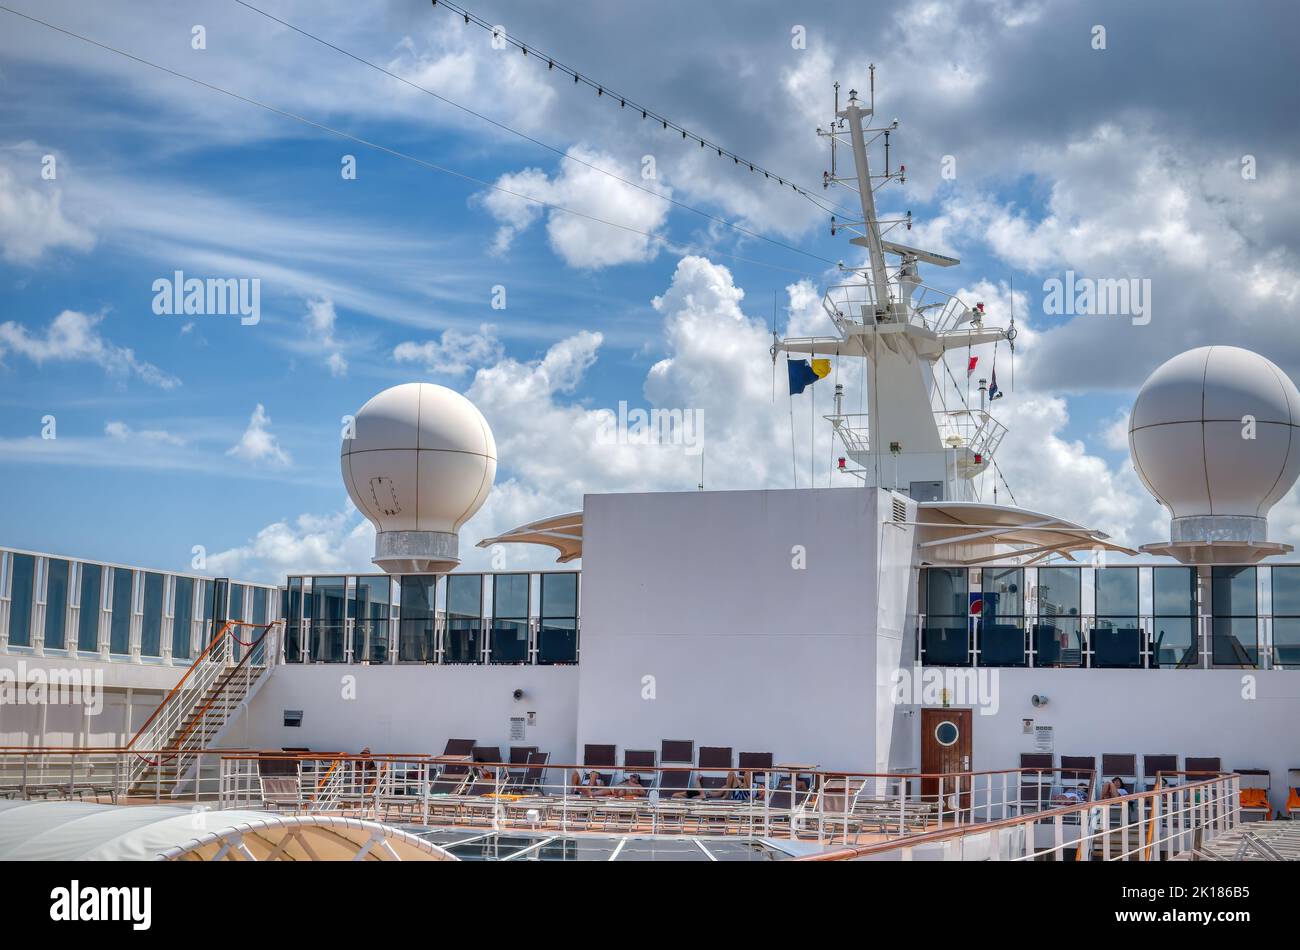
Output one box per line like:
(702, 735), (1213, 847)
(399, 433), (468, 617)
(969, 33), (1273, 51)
(1100, 776), (1128, 799)
(611, 773), (648, 798)
(569, 769), (612, 797)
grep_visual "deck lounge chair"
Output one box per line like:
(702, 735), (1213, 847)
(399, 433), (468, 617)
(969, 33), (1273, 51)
(1018, 753), (1054, 812)
(622, 750), (658, 789)
(1101, 753), (1137, 790)
(1184, 756), (1222, 781)
(507, 746), (539, 785)
(1142, 754), (1178, 791)
(428, 738), (477, 795)
(1287, 769), (1300, 819)
(510, 751), (550, 793)
(1235, 768), (1272, 821)
(737, 751), (773, 798)
(697, 746), (733, 796)
(1058, 755), (1095, 800)
(577, 744), (617, 790)
(659, 740), (695, 798)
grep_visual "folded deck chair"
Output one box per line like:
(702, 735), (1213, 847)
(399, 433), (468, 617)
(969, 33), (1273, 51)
(697, 746), (734, 795)
(1235, 768), (1272, 820)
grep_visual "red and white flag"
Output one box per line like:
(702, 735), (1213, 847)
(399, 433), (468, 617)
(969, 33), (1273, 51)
(967, 355), (979, 376)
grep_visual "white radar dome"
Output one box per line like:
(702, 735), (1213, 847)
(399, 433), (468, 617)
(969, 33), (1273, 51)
(1129, 345), (1300, 562)
(341, 383), (496, 574)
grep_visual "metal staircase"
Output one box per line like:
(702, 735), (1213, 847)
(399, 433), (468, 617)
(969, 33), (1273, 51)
(125, 620), (280, 799)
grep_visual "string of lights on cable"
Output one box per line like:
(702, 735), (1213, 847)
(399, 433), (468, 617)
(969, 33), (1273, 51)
(430, 0), (857, 220)
(230, 0), (837, 269)
(0, 4), (828, 280)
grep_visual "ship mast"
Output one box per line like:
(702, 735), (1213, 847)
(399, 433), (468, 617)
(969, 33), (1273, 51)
(774, 73), (1017, 503)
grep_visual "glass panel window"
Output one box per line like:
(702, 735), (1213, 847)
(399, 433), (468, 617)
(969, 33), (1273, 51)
(539, 573), (579, 665)
(1153, 567), (1197, 617)
(109, 568), (133, 654)
(8, 554), (35, 647)
(44, 558), (69, 650)
(1273, 618), (1300, 669)
(140, 572), (164, 656)
(78, 563), (102, 651)
(173, 576), (194, 660)
(1212, 566), (1256, 617)
(1212, 567), (1257, 667)
(354, 576), (391, 664)
(922, 568), (969, 666)
(1096, 568), (1139, 615)
(285, 578), (303, 663)
(979, 568), (1025, 667)
(445, 574), (483, 664)
(491, 574), (529, 664)
(310, 577), (346, 663)
(1036, 567), (1082, 667)
(1093, 568), (1141, 667)
(398, 576), (436, 662)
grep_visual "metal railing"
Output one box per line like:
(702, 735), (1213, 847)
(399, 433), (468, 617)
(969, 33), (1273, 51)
(798, 771), (1240, 861)
(122, 620), (279, 794)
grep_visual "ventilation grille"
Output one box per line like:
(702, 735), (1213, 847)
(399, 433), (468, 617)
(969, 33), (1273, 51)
(892, 497), (909, 523)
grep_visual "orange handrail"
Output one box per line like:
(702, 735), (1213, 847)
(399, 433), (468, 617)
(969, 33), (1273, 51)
(126, 619), (277, 751)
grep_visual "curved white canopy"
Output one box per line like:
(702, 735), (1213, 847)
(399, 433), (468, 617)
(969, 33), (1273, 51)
(917, 501), (1136, 565)
(0, 801), (456, 861)
(476, 510), (583, 563)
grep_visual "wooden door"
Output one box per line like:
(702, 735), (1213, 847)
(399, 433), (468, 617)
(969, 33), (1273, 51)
(921, 707), (973, 813)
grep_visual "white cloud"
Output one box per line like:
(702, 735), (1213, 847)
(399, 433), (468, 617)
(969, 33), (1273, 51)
(0, 147), (95, 263)
(206, 507), (375, 583)
(480, 145), (671, 268)
(104, 420), (186, 446)
(0, 309), (180, 389)
(393, 323), (503, 376)
(304, 297), (347, 377)
(227, 403), (291, 468)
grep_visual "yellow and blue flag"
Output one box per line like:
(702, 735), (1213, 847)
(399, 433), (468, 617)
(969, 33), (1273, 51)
(788, 358), (831, 395)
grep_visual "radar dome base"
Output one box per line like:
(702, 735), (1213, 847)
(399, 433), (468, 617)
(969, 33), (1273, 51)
(373, 530), (460, 575)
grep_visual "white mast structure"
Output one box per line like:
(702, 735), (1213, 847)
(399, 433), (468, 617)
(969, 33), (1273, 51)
(773, 75), (1017, 503)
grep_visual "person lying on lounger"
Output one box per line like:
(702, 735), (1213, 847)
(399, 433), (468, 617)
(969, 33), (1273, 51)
(610, 773), (648, 798)
(569, 769), (612, 796)
(1100, 777), (1128, 799)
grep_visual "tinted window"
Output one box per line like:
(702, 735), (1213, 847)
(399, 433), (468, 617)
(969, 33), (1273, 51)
(44, 559), (69, 650)
(1272, 566), (1300, 616)
(173, 576), (194, 659)
(924, 568), (967, 618)
(78, 563), (102, 651)
(1037, 567), (1080, 618)
(8, 554), (35, 647)
(540, 572), (577, 618)
(109, 567), (133, 653)
(1096, 568), (1138, 616)
(398, 575), (436, 662)
(1212, 566), (1256, 617)
(140, 572), (164, 656)
(1153, 567), (1197, 616)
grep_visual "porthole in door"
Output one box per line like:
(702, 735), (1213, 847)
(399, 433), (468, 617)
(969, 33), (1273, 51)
(934, 720), (960, 746)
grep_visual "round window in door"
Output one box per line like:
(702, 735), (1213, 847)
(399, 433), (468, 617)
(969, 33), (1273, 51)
(934, 720), (960, 747)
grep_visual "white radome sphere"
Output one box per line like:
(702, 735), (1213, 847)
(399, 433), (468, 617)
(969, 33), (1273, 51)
(341, 383), (496, 573)
(1129, 345), (1300, 544)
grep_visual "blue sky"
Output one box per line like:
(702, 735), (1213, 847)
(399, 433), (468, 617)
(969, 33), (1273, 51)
(1, 0), (1297, 581)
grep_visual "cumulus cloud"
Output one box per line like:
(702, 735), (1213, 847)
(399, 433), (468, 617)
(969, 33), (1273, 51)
(206, 507), (375, 583)
(393, 323), (503, 376)
(480, 145), (671, 268)
(0, 147), (95, 263)
(0, 309), (179, 388)
(227, 403), (291, 468)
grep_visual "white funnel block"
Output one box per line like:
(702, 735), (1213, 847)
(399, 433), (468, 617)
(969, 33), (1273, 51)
(1130, 345), (1300, 563)
(341, 383), (496, 574)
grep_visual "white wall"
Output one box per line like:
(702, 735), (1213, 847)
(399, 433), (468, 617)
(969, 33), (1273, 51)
(577, 488), (890, 771)
(229, 664), (579, 761)
(898, 668), (1300, 811)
